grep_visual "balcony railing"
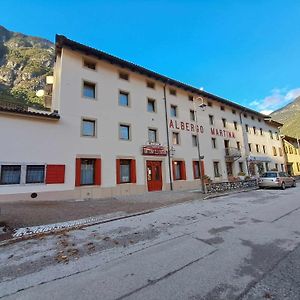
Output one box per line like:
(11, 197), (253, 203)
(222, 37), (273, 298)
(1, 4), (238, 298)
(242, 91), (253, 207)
(225, 147), (242, 161)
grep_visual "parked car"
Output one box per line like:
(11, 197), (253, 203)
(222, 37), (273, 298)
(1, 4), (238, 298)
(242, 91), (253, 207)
(258, 171), (296, 189)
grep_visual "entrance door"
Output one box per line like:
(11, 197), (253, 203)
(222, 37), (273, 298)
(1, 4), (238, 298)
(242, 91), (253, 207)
(226, 162), (233, 177)
(146, 161), (162, 191)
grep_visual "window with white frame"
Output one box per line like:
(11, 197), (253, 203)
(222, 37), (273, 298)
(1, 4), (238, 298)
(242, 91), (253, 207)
(119, 124), (130, 140)
(119, 91), (129, 107)
(0, 165), (21, 185)
(82, 119), (96, 137)
(83, 81), (96, 98)
(172, 132), (180, 145)
(26, 165), (45, 184)
(170, 105), (177, 117)
(148, 129), (157, 143)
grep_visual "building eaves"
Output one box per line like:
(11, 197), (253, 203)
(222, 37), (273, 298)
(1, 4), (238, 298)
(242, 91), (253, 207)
(0, 106), (60, 120)
(55, 34), (270, 119)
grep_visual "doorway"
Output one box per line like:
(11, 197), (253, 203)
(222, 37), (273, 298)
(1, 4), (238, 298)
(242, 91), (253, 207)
(146, 161), (162, 191)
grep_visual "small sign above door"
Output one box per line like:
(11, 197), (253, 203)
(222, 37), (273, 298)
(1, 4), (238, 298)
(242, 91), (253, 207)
(142, 145), (167, 156)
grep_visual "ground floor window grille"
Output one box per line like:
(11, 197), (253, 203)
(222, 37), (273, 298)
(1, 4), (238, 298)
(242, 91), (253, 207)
(0, 165), (21, 184)
(26, 165), (45, 183)
(80, 159), (95, 185)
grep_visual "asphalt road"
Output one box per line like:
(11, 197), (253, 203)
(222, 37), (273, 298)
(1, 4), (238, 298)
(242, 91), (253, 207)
(1, 186), (300, 299)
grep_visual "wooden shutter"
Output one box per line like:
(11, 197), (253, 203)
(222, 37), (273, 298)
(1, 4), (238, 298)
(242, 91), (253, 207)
(116, 159), (121, 184)
(172, 161), (176, 180)
(75, 158), (81, 187)
(201, 161), (205, 177)
(131, 159), (136, 183)
(46, 164), (65, 184)
(95, 159), (101, 185)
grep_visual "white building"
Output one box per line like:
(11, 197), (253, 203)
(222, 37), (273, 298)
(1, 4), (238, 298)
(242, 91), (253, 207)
(0, 35), (285, 201)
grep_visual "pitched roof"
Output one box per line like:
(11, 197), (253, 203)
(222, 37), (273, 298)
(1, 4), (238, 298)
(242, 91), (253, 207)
(55, 35), (270, 119)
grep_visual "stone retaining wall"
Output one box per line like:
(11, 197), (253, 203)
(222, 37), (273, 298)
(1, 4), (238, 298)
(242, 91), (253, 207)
(206, 179), (258, 194)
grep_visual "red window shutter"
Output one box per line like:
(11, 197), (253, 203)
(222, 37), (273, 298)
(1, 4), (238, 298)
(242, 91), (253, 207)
(181, 161), (186, 180)
(131, 159), (136, 183)
(172, 161), (176, 180)
(95, 159), (101, 185)
(201, 161), (205, 177)
(116, 159), (121, 184)
(46, 165), (65, 184)
(75, 158), (81, 187)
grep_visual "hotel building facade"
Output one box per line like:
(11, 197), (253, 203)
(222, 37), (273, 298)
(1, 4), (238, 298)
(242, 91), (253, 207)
(0, 36), (287, 201)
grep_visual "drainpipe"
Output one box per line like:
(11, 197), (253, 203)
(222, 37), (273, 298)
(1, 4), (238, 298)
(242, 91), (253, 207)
(163, 83), (173, 191)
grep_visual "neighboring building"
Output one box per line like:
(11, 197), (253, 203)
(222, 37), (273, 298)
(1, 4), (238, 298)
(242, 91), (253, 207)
(0, 35), (286, 201)
(282, 135), (300, 176)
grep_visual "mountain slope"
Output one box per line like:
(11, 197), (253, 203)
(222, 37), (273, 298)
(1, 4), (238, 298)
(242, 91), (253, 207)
(271, 96), (300, 138)
(0, 25), (54, 107)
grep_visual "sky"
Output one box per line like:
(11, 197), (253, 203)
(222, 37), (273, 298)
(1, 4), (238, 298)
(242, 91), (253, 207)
(1, 0), (300, 114)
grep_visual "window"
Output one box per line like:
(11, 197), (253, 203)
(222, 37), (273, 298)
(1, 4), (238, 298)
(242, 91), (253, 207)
(279, 148), (283, 156)
(244, 113), (248, 118)
(297, 163), (300, 172)
(192, 135), (198, 147)
(169, 88), (177, 96)
(148, 129), (157, 143)
(275, 132), (279, 140)
(190, 110), (195, 121)
(232, 109), (236, 114)
(253, 126), (257, 134)
(209, 115), (214, 125)
(272, 146), (277, 156)
(120, 160), (131, 183)
(146, 81), (155, 89)
(251, 116), (255, 120)
(116, 159), (136, 184)
(83, 60), (96, 70)
(237, 141), (241, 150)
(222, 118), (227, 128)
(83, 81), (96, 98)
(80, 159), (95, 185)
(245, 124), (249, 132)
(265, 162), (269, 171)
(170, 105), (177, 117)
(147, 98), (156, 112)
(193, 161), (202, 179)
(0, 165), (21, 185)
(173, 161), (186, 180)
(26, 165), (45, 184)
(119, 72), (129, 80)
(188, 95), (194, 101)
(212, 138), (217, 149)
(172, 132), (180, 145)
(275, 163), (278, 171)
(119, 124), (130, 140)
(207, 101), (212, 107)
(119, 91), (129, 106)
(260, 128), (263, 135)
(258, 118), (261, 122)
(234, 121), (238, 130)
(282, 164), (285, 172)
(82, 119), (96, 137)
(256, 144), (260, 152)
(263, 145), (266, 153)
(239, 162), (244, 173)
(269, 130), (273, 139)
(220, 106), (225, 111)
(213, 162), (221, 177)
(248, 143), (252, 152)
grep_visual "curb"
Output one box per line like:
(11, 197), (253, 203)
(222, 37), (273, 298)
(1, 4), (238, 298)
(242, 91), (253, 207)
(0, 187), (258, 246)
(0, 210), (153, 247)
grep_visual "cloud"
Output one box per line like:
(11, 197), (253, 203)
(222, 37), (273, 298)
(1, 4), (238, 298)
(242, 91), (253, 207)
(249, 87), (300, 114)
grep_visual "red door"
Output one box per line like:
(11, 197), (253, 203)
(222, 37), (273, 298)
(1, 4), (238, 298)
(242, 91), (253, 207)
(147, 161), (163, 191)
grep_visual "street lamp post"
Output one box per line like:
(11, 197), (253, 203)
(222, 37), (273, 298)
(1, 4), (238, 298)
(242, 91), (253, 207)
(194, 96), (207, 193)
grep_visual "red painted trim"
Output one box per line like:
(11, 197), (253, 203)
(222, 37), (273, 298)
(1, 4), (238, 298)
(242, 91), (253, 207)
(95, 159), (101, 185)
(46, 164), (65, 184)
(75, 158), (81, 187)
(131, 159), (136, 183)
(201, 160), (205, 177)
(172, 161), (176, 180)
(116, 159), (121, 184)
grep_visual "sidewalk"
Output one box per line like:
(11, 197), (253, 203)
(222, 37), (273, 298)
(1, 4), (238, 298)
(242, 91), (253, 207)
(0, 187), (257, 241)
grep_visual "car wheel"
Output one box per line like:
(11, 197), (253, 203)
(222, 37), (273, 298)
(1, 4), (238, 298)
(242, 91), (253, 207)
(292, 181), (296, 187)
(281, 182), (286, 190)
